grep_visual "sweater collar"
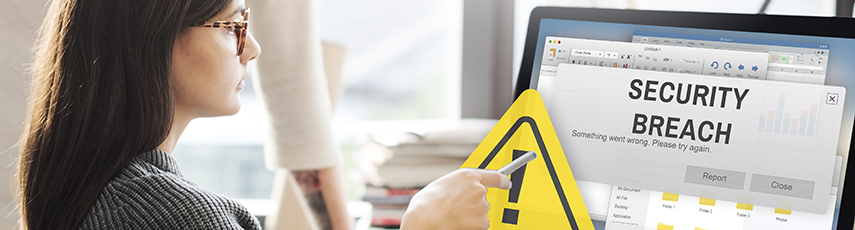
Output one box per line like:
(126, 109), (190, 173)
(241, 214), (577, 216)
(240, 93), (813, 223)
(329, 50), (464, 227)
(137, 148), (183, 176)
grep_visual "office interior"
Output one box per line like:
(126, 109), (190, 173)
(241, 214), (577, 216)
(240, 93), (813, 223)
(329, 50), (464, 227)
(0, 0), (852, 229)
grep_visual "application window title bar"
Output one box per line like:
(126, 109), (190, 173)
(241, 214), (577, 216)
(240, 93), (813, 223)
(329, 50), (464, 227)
(633, 31), (830, 50)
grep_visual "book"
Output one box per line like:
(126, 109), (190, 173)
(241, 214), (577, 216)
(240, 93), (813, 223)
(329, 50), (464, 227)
(386, 143), (478, 158)
(371, 208), (406, 227)
(381, 155), (467, 166)
(377, 164), (461, 188)
(364, 186), (421, 197)
(351, 119), (497, 188)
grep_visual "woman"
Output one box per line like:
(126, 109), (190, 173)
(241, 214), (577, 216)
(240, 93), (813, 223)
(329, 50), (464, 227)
(17, 0), (510, 229)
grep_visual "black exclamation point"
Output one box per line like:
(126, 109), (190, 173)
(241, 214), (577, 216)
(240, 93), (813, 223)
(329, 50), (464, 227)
(502, 150), (529, 225)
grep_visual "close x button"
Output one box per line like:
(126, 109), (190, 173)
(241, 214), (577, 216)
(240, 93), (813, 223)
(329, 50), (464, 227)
(827, 92), (839, 105)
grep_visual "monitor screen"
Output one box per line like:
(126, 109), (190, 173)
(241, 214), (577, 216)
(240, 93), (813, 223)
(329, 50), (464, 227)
(523, 8), (855, 230)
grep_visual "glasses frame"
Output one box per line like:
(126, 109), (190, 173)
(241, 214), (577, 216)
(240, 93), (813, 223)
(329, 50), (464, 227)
(190, 8), (250, 55)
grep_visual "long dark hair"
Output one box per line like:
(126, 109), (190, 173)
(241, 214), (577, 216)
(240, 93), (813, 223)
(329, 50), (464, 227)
(18, 0), (231, 229)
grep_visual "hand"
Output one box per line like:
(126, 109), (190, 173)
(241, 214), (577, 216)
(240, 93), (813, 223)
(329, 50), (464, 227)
(400, 168), (512, 230)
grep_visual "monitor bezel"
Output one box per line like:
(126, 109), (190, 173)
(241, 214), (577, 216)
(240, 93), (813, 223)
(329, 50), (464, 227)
(514, 6), (855, 229)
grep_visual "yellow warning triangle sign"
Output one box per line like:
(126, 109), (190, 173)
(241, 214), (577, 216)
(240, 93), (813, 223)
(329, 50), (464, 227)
(461, 89), (595, 229)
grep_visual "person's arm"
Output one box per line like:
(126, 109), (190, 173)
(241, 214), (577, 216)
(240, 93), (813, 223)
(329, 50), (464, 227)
(293, 167), (354, 230)
(400, 168), (511, 230)
(246, 0), (350, 228)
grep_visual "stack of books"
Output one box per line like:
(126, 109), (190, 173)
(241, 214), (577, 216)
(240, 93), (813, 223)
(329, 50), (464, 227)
(361, 186), (419, 227)
(350, 119), (497, 228)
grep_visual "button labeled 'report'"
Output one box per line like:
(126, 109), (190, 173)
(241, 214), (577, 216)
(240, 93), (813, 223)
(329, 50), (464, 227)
(684, 165), (745, 190)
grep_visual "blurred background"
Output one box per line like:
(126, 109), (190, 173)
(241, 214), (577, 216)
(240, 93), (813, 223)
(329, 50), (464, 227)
(177, 0), (838, 197)
(174, 0), (845, 229)
(0, 0), (850, 229)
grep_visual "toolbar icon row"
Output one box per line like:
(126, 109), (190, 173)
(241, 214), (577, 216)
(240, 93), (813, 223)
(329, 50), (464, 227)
(710, 61), (759, 72)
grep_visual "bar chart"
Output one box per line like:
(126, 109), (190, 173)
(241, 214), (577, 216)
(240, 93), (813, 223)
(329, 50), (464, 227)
(757, 93), (819, 137)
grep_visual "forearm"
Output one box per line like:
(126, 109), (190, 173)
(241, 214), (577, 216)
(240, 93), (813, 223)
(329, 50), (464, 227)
(293, 167), (353, 230)
(318, 167), (353, 230)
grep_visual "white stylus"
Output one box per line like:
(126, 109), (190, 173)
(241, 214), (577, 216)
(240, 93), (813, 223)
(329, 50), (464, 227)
(498, 151), (537, 176)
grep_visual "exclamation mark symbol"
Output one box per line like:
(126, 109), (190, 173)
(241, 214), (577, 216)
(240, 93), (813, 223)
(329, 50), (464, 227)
(502, 150), (529, 225)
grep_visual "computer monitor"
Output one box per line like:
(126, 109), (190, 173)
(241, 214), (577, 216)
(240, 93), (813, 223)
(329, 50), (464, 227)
(515, 7), (855, 230)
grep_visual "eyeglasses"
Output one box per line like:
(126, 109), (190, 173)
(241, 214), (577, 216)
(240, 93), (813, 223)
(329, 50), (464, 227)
(190, 8), (250, 55)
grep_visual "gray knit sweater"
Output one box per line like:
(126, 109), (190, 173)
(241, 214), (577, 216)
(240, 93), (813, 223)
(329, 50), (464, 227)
(79, 149), (262, 229)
